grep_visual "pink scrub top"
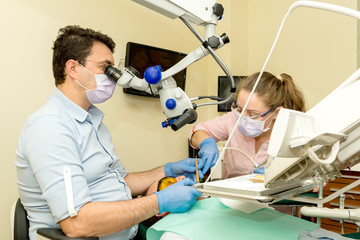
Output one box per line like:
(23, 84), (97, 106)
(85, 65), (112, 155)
(190, 110), (269, 179)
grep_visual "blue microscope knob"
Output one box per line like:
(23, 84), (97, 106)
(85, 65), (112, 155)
(161, 118), (177, 128)
(144, 65), (162, 84)
(165, 98), (177, 110)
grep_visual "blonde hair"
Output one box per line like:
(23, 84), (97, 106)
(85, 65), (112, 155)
(236, 71), (306, 112)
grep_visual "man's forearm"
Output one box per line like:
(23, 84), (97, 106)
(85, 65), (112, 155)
(125, 166), (165, 196)
(60, 194), (159, 238)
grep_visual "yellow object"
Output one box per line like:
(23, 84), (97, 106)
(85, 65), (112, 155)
(157, 177), (177, 191)
(250, 175), (264, 183)
(249, 178), (264, 183)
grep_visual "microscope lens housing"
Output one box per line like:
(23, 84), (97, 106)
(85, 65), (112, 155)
(105, 66), (122, 83)
(171, 108), (198, 131)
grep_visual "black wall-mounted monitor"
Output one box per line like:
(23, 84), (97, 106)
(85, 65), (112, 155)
(124, 42), (187, 97)
(217, 76), (246, 112)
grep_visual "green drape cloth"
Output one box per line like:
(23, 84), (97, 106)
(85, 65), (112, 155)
(147, 197), (319, 240)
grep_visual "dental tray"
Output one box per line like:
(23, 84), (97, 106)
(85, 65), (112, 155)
(195, 174), (316, 204)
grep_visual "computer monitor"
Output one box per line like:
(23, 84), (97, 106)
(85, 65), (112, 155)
(217, 76), (246, 112)
(124, 42), (187, 97)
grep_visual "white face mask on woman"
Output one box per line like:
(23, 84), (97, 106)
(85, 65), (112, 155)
(75, 65), (116, 104)
(237, 111), (275, 138)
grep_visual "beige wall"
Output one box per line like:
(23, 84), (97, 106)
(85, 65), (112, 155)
(246, 0), (358, 109)
(206, 0), (357, 122)
(1, 0), (357, 239)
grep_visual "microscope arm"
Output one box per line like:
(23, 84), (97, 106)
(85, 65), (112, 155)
(106, 0), (234, 130)
(114, 46), (208, 95)
(131, 0), (220, 25)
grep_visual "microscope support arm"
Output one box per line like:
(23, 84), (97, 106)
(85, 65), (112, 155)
(106, 0), (234, 131)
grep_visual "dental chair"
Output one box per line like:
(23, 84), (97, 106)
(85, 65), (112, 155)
(12, 198), (98, 240)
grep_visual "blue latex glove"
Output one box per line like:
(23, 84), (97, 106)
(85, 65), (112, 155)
(198, 137), (219, 175)
(253, 166), (265, 174)
(155, 178), (202, 214)
(165, 158), (204, 181)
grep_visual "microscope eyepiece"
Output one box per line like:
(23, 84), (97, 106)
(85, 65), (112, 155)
(220, 33), (230, 44)
(105, 66), (141, 84)
(105, 66), (122, 83)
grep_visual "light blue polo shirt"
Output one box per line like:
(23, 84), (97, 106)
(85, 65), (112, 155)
(16, 88), (138, 240)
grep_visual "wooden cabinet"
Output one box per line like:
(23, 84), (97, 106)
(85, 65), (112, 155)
(321, 170), (360, 234)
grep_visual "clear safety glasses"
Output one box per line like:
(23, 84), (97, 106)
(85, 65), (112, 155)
(231, 100), (276, 120)
(84, 59), (114, 73)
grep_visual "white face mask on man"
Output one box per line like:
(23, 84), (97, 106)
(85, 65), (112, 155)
(75, 64), (116, 104)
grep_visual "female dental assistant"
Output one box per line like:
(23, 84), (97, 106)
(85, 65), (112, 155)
(189, 71), (306, 179)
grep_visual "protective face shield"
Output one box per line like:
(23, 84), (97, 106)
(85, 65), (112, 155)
(237, 111), (276, 138)
(75, 65), (116, 104)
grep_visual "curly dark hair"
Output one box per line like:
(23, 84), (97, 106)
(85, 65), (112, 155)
(52, 25), (116, 85)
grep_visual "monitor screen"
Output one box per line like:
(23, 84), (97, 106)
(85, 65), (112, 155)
(124, 42), (187, 97)
(217, 76), (246, 112)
